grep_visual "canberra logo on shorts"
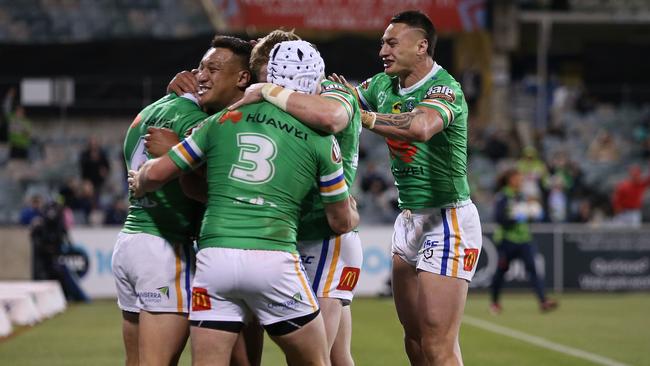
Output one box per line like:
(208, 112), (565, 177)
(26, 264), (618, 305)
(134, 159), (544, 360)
(424, 85), (456, 103)
(463, 248), (480, 271)
(157, 286), (170, 299)
(192, 287), (211, 311)
(336, 267), (360, 291)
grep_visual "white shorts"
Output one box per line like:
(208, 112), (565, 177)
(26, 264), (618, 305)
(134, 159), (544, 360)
(189, 247), (319, 326)
(392, 200), (482, 282)
(112, 232), (195, 313)
(297, 231), (363, 303)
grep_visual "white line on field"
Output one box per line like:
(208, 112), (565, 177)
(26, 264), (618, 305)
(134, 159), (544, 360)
(463, 315), (630, 366)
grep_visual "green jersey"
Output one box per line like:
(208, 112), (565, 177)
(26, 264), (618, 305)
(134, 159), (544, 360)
(297, 80), (362, 241)
(168, 101), (349, 253)
(357, 63), (470, 209)
(122, 93), (207, 243)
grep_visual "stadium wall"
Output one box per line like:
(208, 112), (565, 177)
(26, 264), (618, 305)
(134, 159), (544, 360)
(0, 227), (31, 280)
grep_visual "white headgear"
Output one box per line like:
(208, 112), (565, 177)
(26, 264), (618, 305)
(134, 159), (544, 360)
(267, 40), (325, 95)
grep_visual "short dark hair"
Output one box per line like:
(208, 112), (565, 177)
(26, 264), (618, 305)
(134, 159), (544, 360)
(390, 10), (437, 58)
(211, 35), (253, 71)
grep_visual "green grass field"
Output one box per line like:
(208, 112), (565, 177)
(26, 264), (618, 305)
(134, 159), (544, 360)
(1, 292), (648, 365)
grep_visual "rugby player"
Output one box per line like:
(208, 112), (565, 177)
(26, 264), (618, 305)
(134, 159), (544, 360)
(229, 31), (363, 366)
(112, 35), (252, 366)
(335, 10), (483, 366)
(129, 40), (359, 366)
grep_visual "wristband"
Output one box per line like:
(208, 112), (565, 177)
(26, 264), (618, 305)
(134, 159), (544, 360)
(361, 110), (376, 129)
(261, 83), (294, 111)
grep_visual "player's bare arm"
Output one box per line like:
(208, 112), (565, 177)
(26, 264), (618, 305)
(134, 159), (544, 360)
(128, 156), (180, 198)
(364, 107), (444, 142)
(229, 83), (349, 133)
(324, 196), (359, 234)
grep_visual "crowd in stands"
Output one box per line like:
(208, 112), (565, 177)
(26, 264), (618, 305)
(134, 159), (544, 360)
(0, 0), (211, 42)
(2, 77), (650, 228)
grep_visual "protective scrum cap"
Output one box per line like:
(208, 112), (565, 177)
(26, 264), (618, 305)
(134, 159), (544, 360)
(267, 40), (325, 95)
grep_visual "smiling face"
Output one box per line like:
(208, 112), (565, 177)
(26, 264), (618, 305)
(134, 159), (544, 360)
(196, 47), (247, 110)
(379, 23), (429, 77)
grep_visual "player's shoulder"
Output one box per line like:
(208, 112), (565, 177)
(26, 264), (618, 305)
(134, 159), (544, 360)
(420, 67), (463, 103)
(360, 72), (392, 90)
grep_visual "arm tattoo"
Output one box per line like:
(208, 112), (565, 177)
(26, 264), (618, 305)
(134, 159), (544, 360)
(373, 109), (424, 130)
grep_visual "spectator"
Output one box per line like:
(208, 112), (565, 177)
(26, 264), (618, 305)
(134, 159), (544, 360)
(103, 197), (128, 225)
(3, 88), (32, 160)
(587, 130), (620, 163)
(611, 164), (650, 227)
(483, 128), (511, 162)
(516, 146), (548, 199)
(79, 136), (110, 200)
(490, 168), (557, 314)
(19, 194), (43, 226)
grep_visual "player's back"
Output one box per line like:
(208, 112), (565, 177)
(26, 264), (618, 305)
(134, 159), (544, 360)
(123, 93), (207, 243)
(172, 101), (344, 253)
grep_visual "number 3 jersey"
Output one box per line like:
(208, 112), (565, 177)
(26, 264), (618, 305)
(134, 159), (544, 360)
(356, 63), (471, 209)
(122, 93), (207, 243)
(168, 101), (349, 253)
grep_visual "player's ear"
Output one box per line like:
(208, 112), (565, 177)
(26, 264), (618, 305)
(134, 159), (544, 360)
(417, 38), (428, 56)
(237, 70), (252, 89)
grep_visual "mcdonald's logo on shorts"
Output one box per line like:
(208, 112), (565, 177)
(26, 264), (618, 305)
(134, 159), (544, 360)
(191, 287), (211, 311)
(463, 249), (479, 271)
(336, 267), (360, 291)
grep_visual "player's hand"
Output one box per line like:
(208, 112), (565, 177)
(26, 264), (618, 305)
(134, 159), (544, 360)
(167, 70), (199, 96)
(328, 73), (354, 91)
(360, 110), (376, 129)
(144, 127), (179, 158)
(227, 83), (266, 110)
(128, 170), (145, 198)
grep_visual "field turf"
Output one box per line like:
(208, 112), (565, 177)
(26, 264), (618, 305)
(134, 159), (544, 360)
(1, 292), (648, 365)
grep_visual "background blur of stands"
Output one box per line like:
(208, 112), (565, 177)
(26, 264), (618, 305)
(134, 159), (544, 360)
(1, 1), (650, 292)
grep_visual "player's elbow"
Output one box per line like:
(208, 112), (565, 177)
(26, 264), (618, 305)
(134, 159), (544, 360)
(313, 106), (348, 134)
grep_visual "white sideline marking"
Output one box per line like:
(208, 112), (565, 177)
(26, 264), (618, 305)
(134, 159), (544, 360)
(463, 315), (630, 366)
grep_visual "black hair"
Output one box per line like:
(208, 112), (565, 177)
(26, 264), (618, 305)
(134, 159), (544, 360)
(211, 35), (253, 70)
(390, 10), (437, 58)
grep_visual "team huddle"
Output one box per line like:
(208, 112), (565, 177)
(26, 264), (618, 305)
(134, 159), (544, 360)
(113, 10), (482, 366)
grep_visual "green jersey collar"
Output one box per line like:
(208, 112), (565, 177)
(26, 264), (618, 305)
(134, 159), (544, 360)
(398, 62), (442, 96)
(180, 92), (200, 106)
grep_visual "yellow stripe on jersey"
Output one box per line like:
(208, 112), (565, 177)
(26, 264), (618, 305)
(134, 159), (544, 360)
(451, 208), (462, 277)
(322, 92), (353, 119)
(292, 254), (318, 311)
(323, 235), (342, 297)
(419, 99), (454, 126)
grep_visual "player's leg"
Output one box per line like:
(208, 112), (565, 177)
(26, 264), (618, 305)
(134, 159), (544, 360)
(390, 210), (429, 366)
(330, 305), (354, 366)
(189, 247), (249, 366)
(121, 311), (139, 366)
(139, 311), (189, 365)
(520, 243), (557, 312)
(267, 312), (329, 366)
(415, 203), (482, 365)
(417, 272), (467, 366)
(392, 255), (424, 365)
(132, 236), (194, 365)
(231, 320), (264, 366)
(245, 250), (329, 365)
(319, 297), (343, 350)
(112, 232), (144, 366)
(191, 324), (240, 366)
(297, 232), (362, 362)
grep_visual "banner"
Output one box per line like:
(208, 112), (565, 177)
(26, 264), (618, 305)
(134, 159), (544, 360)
(218, 0), (486, 32)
